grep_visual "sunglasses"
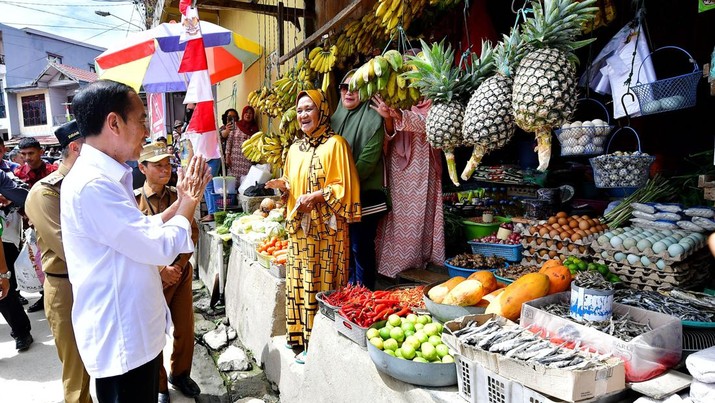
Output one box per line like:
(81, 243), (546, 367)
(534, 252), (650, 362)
(338, 83), (350, 92)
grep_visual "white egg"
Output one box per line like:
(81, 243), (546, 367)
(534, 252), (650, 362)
(652, 241), (667, 254)
(598, 235), (610, 246)
(627, 254), (640, 265)
(623, 238), (637, 250)
(636, 239), (653, 252)
(662, 239), (675, 247)
(601, 251), (609, 259)
(640, 256), (651, 266)
(656, 260), (666, 270)
(690, 233), (705, 242)
(668, 243), (685, 258)
(661, 229), (673, 236)
(671, 232), (684, 240)
(610, 236), (623, 248)
(614, 252), (626, 262)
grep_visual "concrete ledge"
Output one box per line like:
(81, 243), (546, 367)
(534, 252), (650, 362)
(225, 242), (286, 365)
(197, 224), (224, 299)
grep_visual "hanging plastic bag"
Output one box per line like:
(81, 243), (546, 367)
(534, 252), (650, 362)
(14, 228), (44, 293)
(579, 21), (656, 118)
(238, 164), (272, 195)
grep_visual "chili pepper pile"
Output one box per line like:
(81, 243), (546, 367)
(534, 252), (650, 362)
(323, 283), (372, 306)
(390, 286), (426, 309)
(338, 293), (411, 328)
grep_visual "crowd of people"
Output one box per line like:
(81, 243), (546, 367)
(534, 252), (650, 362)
(0, 69), (448, 400)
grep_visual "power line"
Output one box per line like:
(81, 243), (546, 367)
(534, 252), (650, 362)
(3, 1), (131, 7)
(0, 22), (140, 31)
(3, 2), (129, 30)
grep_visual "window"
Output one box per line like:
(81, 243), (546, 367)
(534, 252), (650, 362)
(47, 53), (62, 64)
(88, 63), (96, 73)
(0, 80), (5, 119)
(21, 94), (47, 126)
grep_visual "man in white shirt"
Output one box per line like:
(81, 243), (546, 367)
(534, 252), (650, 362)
(61, 80), (211, 403)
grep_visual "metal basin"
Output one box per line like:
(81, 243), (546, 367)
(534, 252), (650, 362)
(422, 281), (486, 323)
(366, 339), (457, 387)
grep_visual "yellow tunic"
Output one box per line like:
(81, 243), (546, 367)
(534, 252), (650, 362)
(283, 135), (361, 347)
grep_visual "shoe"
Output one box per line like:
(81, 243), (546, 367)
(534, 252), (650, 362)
(157, 391), (170, 403)
(18, 295), (28, 305)
(27, 296), (44, 313)
(169, 374), (200, 397)
(200, 214), (214, 222)
(15, 334), (33, 352)
(295, 350), (307, 364)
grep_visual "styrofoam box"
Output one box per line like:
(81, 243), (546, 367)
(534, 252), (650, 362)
(443, 314), (626, 402)
(521, 292), (682, 383)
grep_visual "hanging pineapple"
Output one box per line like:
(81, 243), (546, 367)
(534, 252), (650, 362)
(403, 39), (473, 187)
(511, 0), (598, 171)
(461, 29), (526, 181)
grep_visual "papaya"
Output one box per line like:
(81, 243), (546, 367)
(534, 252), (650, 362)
(540, 258), (562, 271)
(485, 273), (550, 321)
(467, 270), (498, 294)
(540, 264), (572, 294)
(481, 288), (504, 303)
(428, 276), (465, 304)
(442, 279), (485, 306)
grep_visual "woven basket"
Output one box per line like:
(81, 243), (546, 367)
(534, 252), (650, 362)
(555, 98), (614, 156)
(589, 127), (655, 189)
(630, 46), (701, 116)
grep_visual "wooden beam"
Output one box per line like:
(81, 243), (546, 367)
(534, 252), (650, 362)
(278, 0), (368, 65)
(198, 0), (314, 20)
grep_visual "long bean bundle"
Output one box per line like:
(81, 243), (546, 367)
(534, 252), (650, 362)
(602, 175), (677, 228)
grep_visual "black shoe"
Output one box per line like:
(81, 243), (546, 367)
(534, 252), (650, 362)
(27, 297), (44, 313)
(15, 334), (33, 351)
(169, 374), (201, 397)
(158, 391), (171, 403)
(18, 295), (28, 305)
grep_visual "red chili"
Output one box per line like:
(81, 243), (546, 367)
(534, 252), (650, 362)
(394, 306), (411, 317)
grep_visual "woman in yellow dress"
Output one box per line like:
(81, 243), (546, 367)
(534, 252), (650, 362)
(265, 89), (361, 362)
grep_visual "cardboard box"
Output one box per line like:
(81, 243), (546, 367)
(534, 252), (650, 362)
(443, 314), (625, 402)
(520, 293), (682, 383)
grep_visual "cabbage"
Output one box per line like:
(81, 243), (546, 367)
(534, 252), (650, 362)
(264, 221), (286, 238)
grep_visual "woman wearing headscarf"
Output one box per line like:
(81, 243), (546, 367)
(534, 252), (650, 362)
(371, 95), (446, 278)
(222, 106), (258, 185)
(331, 70), (388, 290)
(265, 90), (360, 363)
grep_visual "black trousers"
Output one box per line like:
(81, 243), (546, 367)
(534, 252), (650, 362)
(95, 353), (162, 403)
(0, 241), (30, 339)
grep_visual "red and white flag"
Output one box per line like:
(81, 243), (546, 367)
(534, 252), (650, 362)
(179, 2), (220, 159)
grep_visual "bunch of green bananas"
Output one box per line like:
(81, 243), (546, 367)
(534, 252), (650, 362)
(272, 61), (315, 111)
(348, 50), (422, 110)
(279, 106), (300, 142)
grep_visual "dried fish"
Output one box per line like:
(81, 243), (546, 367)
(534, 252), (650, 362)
(573, 270), (614, 291)
(615, 289), (715, 322)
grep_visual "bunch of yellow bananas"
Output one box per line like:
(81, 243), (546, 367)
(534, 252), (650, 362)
(375, 0), (427, 35)
(308, 45), (338, 74)
(279, 106), (300, 142)
(241, 131), (265, 163)
(273, 63), (315, 111)
(348, 50), (422, 110)
(247, 87), (283, 118)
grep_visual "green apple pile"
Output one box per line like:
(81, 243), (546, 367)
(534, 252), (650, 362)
(366, 313), (454, 364)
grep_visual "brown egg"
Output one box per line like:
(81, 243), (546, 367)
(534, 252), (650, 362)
(567, 243), (577, 251)
(559, 231), (569, 240)
(579, 245), (587, 253)
(581, 215), (590, 220)
(561, 224), (570, 231)
(546, 239), (555, 247)
(583, 229), (592, 236)
(578, 220), (590, 231)
(556, 211), (567, 218)
(571, 233), (582, 242)
(539, 227), (549, 236)
(547, 216), (557, 225)
(539, 249), (549, 257)
(556, 241), (564, 249)
(557, 217), (568, 226)
(549, 229), (560, 237)
(548, 250), (558, 258)
(571, 215), (580, 220)
(586, 219), (595, 227)
(552, 223), (561, 229)
(569, 220), (579, 229)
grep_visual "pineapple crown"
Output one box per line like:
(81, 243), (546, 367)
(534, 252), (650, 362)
(494, 28), (528, 78)
(463, 40), (496, 93)
(521, 0), (598, 64)
(402, 39), (471, 103)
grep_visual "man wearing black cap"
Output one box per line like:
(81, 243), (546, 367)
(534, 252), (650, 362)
(25, 120), (91, 403)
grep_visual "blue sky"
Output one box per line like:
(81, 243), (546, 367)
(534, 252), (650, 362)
(0, 0), (146, 49)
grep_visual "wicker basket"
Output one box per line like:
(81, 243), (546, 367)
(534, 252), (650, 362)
(238, 193), (280, 213)
(630, 46), (701, 116)
(555, 98), (613, 156)
(589, 127), (655, 189)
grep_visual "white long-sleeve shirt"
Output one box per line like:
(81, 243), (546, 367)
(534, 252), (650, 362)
(60, 144), (194, 378)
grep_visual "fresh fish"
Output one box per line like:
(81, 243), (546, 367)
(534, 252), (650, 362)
(489, 335), (534, 354)
(505, 339), (541, 358)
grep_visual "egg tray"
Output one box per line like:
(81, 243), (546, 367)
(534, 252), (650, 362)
(590, 239), (705, 264)
(521, 247), (593, 261)
(620, 276), (705, 292)
(522, 230), (604, 247)
(522, 237), (594, 251)
(613, 269), (707, 290)
(596, 248), (712, 274)
(599, 260), (699, 281)
(519, 256), (546, 266)
(523, 239), (593, 255)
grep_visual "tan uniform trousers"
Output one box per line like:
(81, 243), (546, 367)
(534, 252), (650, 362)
(159, 261), (195, 392)
(44, 275), (92, 403)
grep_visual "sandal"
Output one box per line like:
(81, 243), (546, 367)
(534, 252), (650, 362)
(294, 350), (307, 364)
(200, 214), (214, 222)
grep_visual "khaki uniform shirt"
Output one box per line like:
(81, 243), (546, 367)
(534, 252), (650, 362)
(25, 163), (69, 276)
(134, 183), (199, 269)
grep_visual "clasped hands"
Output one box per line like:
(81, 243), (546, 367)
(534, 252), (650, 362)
(176, 154), (212, 203)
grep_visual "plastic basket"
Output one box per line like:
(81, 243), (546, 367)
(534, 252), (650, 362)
(316, 290), (339, 321)
(589, 126), (655, 188)
(211, 193), (237, 209)
(237, 234), (259, 261)
(238, 193), (280, 213)
(555, 98), (614, 156)
(444, 260), (509, 278)
(334, 311), (371, 348)
(455, 354), (559, 403)
(467, 242), (523, 262)
(630, 46), (701, 115)
(462, 216), (511, 241)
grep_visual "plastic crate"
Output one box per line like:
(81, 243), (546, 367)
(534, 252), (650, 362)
(334, 311), (371, 348)
(211, 192), (237, 209)
(316, 290), (339, 321)
(467, 242), (523, 262)
(238, 193), (280, 213)
(256, 250), (271, 268)
(237, 234), (259, 261)
(269, 262), (286, 279)
(455, 354), (559, 403)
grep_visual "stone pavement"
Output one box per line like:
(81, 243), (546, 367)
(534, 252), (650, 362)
(0, 282), (280, 403)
